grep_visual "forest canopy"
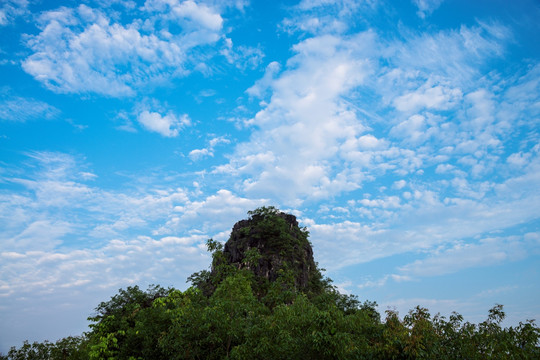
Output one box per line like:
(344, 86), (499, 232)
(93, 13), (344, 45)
(2, 207), (539, 359)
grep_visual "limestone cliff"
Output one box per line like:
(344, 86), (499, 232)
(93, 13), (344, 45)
(218, 207), (320, 293)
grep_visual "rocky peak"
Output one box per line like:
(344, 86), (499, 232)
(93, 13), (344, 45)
(221, 207), (318, 291)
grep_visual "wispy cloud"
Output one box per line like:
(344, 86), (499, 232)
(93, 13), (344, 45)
(0, 0), (28, 26)
(189, 136), (230, 161)
(413, 0), (444, 19)
(0, 150), (274, 350)
(220, 38), (264, 70)
(0, 94), (59, 122)
(398, 235), (535, 277)
(0, 151), (269, 302)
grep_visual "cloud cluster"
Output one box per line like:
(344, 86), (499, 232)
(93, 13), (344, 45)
(0, 151), (268, 298)
(213, 1), (540, 291)
(225, 15), (526, 208)
(22, 1), (226, 96)
(228, 32), (376, 202)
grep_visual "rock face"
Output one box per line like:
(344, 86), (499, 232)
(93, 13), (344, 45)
(221, 209), (318, 291)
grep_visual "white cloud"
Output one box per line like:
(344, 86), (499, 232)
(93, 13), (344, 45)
(507, 151), (531, 168)
(227, 33), (375, 203)
(220, 38), (264, 70)
(246, 61), (281, 98)
(386, 22), (509, 86)
(464, 89), (497, 133)
(189, 136), (230, 161)
(393, 179), (407, 190)
(413, 0), (444, 19)
(0, 0), (28, 26)
(0, 152), (196, 247)
(170, 0), (223, 30)
(157, 189), (268, 237)
(302, 151), (540, 272)
(189, 148), (213, 161)
(390, 114), (428, 144)
(282, 0), (371, 35)
(398, 235), (533, 277)
(356, 134), (385, 149)
(0, 230), (210, 351)
(0, 152), (274, 321)
(209, 136), (230, 147)
(357, 275), (391, 289)
(435, 163), (454, 174)
(9, 220), (73, 251)
(503, 64), (540, 109)
(0, 94), (60, 122)
(137, 110), (189, 137)
(22, 2), (225, 96)
(225, 19), (516, 207)
(393, 84), (462, 113)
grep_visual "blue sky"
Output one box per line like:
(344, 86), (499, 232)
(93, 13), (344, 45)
(1, 0), (539, 352)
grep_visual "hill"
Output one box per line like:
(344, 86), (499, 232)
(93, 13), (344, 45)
(2, 207), (539, 359)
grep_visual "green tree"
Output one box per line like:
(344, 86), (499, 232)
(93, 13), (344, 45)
(86, 284), (172, 359)
(3, 336), (87, 360)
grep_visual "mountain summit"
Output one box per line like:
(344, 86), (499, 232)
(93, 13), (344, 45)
(201, 206), (325, 299)
(222, 207), (318, 291)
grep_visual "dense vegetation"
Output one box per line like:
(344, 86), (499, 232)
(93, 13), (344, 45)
(3, 207), (539, 359)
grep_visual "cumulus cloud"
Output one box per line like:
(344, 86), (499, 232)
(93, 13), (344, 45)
(137, 110), (190, 137)
(21, 2), (225, 96)
(226, 32), (376, 202)
(393, 179), (407, 190)
(246, 61), (281, 98)
(189, 148), (212, 161)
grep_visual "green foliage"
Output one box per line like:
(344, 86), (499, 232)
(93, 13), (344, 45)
(205, 238), (223, 253)
(246, 206), (308, 255)
(247, 205), (280, 219)
(242, 247), (262, 268)
(4, 208), (540, 359)
(2, 337), (87, 360)
(85, 284), (173, 360)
